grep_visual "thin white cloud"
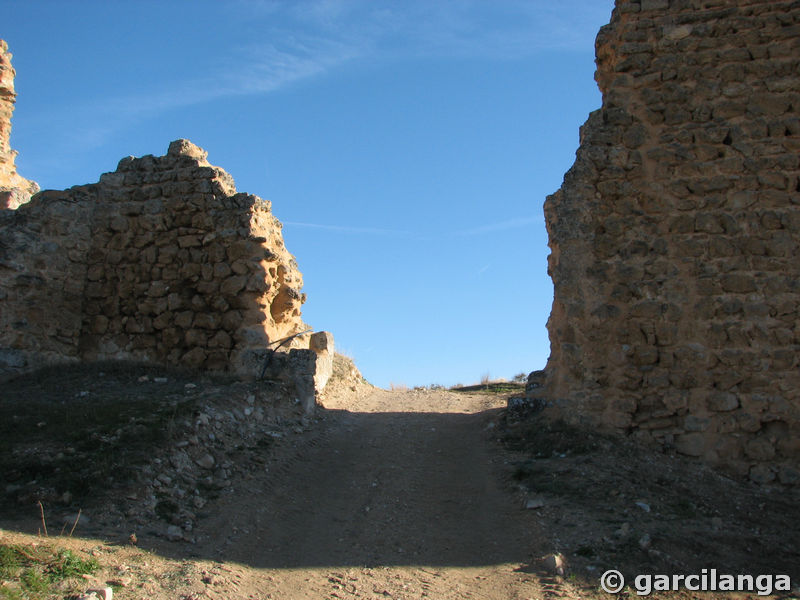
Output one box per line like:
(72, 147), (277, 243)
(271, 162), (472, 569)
(24, 32), (360, 151)
(284, 221), (410, 235)
(285, 215), (544, 238)
(85, 36), (358, 122)
(454, 216), (543, 236)
(381, 1), (608, 58)
(23, 0), (612, 150)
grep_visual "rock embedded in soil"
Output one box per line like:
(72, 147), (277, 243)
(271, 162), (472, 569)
(195, 453), (215, 469)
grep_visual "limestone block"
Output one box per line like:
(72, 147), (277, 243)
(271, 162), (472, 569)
(675, 433), (705, 457)
(208, 330), (233, 349)
(310, 331), (334, 392)
(684, 415), (710, 432)
(288, 349), (318, 414)
(778, 466), (800, 485)
(181, 347), (207, 368)
(220, 275), (247, 296)
(707, 392), (739, 412)
(749, 464), (776, 484)
(152, 312), (172, 330)
(193, 313), (221, 330)
(185, 329), (208, 347)
(167, 139), (208, 162)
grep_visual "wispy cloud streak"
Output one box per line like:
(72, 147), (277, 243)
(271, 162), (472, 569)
(284, 221), (410, 236)
(454, 216), (543, 236)
(27, 0), (612, 150)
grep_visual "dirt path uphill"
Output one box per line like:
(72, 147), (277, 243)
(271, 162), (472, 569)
(4, 368), (797, 599)
(177, 389), (555, 599)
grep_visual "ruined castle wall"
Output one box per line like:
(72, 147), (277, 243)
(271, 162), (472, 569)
(0, 193), (92, 369)
(0, 40), (38, 209)
(542, 0), (800, 484)
(0, 140), (308, 380)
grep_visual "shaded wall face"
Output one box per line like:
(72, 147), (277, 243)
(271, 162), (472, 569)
(0, 197), (92, 369)
(543, 0), (800, 484)
(0, 140), (308, 378)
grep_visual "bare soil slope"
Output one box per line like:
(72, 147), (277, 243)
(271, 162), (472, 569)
(1, 366), (799, 599)
(171, 387), (551, 598)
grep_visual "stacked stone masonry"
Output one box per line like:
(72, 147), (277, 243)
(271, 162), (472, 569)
(0, 40), (38, 209)
(540, 0), (800, 484)
(0, 139), (315, 383)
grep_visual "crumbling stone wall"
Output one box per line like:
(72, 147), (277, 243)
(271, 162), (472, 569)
(540, 0), (799, 484)
(0, 139), (316, 384)
(0, 40), (38, 209)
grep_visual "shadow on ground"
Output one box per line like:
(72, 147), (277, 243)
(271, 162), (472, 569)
(170, 408), (542, 569)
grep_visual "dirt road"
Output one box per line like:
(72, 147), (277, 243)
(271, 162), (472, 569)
(177, 388), (560, 599)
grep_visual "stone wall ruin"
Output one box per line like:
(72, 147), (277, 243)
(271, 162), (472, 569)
(0, 136), (332, 407)
(0, 40), (38, 209)
(538, 0), (799, 484)
(0, 38), (332, 409)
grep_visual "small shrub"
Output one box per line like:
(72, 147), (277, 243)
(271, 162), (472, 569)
(20, 568), (50, 594)
(0, 545), (21, 579)
(48, 549), (98, 579)
(0, 543), (98, 600)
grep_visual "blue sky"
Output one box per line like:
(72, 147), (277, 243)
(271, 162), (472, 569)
(4, 0), (614, 388)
